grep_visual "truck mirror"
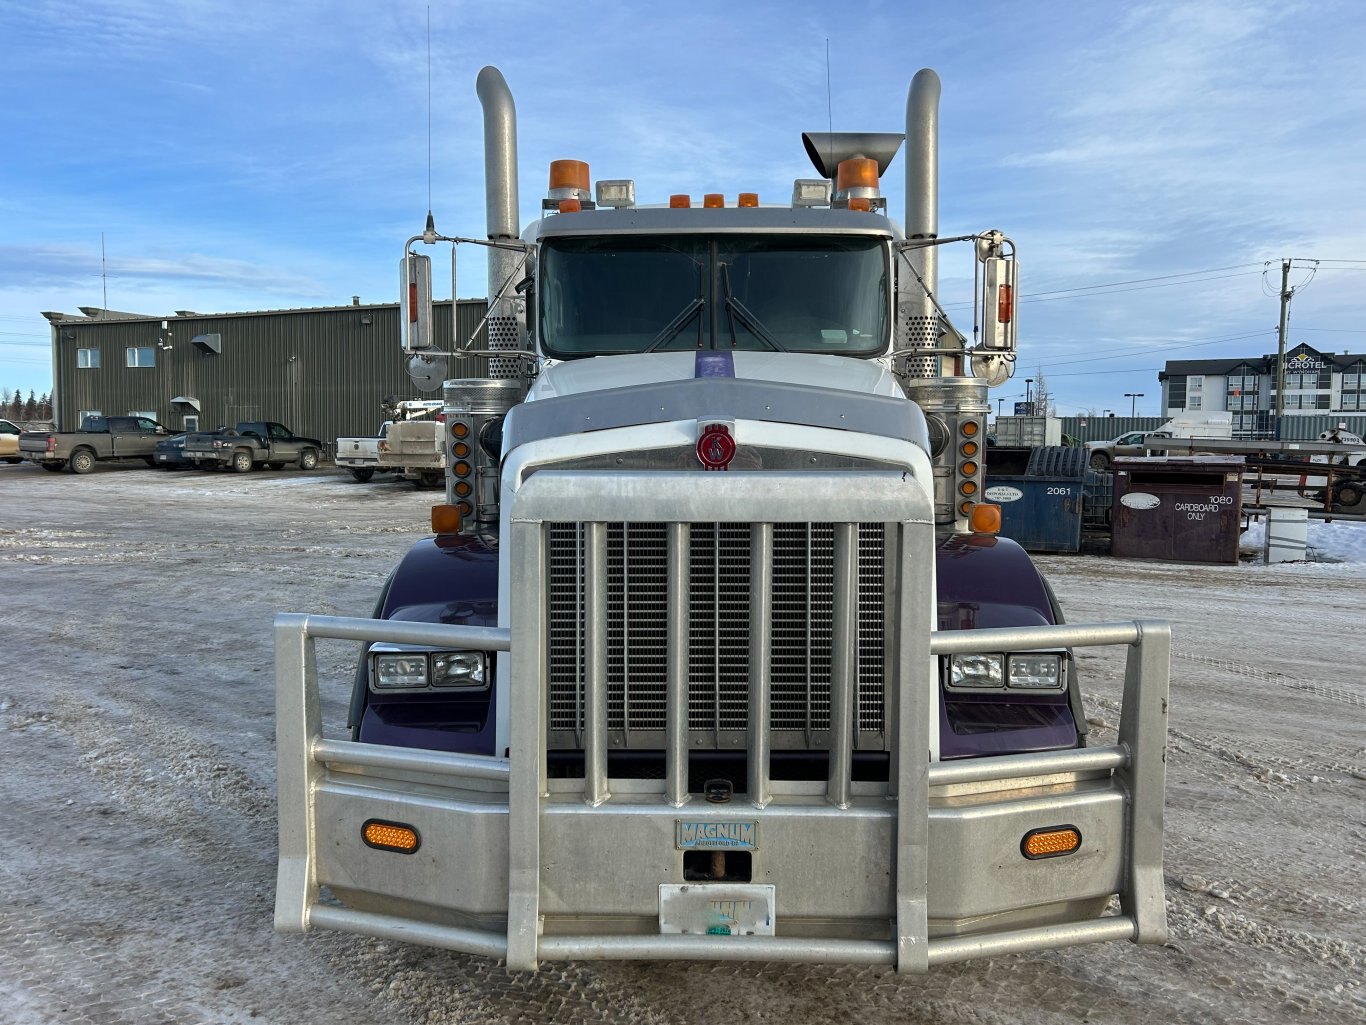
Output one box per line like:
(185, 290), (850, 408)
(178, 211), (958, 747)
(980, 255), (1017, 353)
(400, 252), (434, 351)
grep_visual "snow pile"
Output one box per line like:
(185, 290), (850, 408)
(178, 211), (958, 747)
(1240, 516), (1366, 564)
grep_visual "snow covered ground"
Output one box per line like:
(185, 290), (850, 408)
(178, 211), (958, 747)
(1239, 515), (1366, 565)
(0, 463), (1362, 1025)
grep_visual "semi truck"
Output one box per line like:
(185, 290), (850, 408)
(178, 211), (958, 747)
(274, 66), (1171, 973)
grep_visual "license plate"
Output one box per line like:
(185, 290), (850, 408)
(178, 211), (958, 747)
(659, 884), (775, 936)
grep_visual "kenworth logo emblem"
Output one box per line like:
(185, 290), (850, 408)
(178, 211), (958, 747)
(696, 422), (737, 471)
(675, 821), (759, 850)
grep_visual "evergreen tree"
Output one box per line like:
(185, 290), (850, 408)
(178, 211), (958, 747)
(24, 390), (37, 419)
(9, 389), (21, 419)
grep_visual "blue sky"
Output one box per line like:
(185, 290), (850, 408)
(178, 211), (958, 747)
(3, 0), (1364, 415)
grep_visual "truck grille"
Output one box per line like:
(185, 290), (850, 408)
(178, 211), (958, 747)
(546, 522), (889, 750)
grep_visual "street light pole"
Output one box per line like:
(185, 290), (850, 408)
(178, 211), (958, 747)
(1025, 378), (1033, 412)
(1125, 392), (1144, 417)
(996, 397), (1004, 418)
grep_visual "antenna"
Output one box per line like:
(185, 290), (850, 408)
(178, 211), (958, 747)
(825, 39), (834, 175)
(101, 232), (107, 311)
(426, 5), (433, 212)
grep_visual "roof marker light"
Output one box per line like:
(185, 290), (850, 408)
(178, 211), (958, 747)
(558, 198), (581, 213)
(704, 193), (724, 208)
(549, 159), (590, 194)
(738, 192), (759, 207)
(670, 194), (692, 209)
(836, 157), (879, 192)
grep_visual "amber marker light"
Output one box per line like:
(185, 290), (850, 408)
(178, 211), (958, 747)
(558, 198), (582, 213)
(454, 461), (472, 477)
(670, 194), (692, 208)
(454, 480), (472, 497)
(961, 420), (980, 437)
(549, 159), (590, 193)
(431, 504), (463, 535)
(738, 192), (759, 207)
(703, 193), (724, 208)
(961, 440), (979, 457)
(969, 503), (1002, 535)
(998, 283), (1014, 324)
(960, 460), (979, 477)
(362, 819), (421, 854)
(959, 480), (978, 496)
(1021, 825), (1081, 860)
(835, 156), (879, 192)
(451, 421), (470, 439)
(453, 442), (471, 458)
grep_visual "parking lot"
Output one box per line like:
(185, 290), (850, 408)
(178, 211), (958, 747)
(0, 461), (1362, 1025)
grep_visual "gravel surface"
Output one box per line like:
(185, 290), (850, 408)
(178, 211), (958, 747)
(1, 462), (1362, 1025)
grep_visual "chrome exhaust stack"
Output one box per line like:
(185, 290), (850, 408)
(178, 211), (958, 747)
(475, 66), (529, 381)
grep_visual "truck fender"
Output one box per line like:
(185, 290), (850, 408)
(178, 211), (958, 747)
(934, 534), (1083, 757)
(349, 534), (501, 748)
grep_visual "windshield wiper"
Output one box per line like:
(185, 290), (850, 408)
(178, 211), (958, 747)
(644, 297), (705, 351)
(720, 263), (788, 352)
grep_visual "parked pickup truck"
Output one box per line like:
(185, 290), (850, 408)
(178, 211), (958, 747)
(376, 417), (445, 487)
(183, 421), (323, 473)
(19, 415), (171, 473)
(335, 424), (394, 483)
(1, 418), (21, 464)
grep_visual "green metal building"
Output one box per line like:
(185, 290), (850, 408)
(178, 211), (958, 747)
(41, 300), (492, 450)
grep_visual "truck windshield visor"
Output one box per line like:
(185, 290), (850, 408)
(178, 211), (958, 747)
(539, 234), (889, 358)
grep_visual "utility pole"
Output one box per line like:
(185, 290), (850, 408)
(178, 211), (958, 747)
(1274, 259), (1292, 440)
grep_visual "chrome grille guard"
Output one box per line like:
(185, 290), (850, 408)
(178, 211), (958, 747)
(276, 470), (1170, 972)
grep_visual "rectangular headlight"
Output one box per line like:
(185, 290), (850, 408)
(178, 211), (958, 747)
(373, 653), (429, 689)
(949, 653), (1004, 689)
(1007, 653), (1064, 689)
(431, 651), (486, 688)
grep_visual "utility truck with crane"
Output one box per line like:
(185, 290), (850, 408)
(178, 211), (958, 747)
(274, 66), (1171, 973)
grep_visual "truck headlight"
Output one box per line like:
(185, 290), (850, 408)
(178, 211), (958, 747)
(370, 649), (489, 691)
(373, 653), (429, 689)
(1006, 653), (1064, 689)
(949, 653), (1003, 688)
(431, 651), (486, 688)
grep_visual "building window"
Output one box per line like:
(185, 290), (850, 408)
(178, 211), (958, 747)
(77, 347), (101, 369)
(129, 410), (157, 420)
(126, 346), (156, 368)
(77, 409), (103, 428)
(1188, 375), (1203, 391)
(1187, 395), (1202, 410)
(1168, 376), (1187, 407)
(183, 414), (200, 432)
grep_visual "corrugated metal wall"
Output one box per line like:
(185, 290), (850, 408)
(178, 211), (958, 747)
(50, 300), (491, 451)
(998, 415), (1366, 445)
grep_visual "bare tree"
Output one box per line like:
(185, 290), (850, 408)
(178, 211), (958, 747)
(1032, 369), (1053, 418)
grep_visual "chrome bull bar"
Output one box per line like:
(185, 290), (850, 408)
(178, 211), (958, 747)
(275, 470), (1169, 972)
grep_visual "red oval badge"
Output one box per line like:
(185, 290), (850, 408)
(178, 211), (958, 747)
(696, 423), (736, 471)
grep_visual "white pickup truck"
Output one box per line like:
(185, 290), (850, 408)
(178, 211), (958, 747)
(335, 425), (390, 483)
(1086, 412), (1233, 470)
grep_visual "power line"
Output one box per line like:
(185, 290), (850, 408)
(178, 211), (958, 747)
(1029, 329), (1274, 370)
(943, 267), (1263, 309)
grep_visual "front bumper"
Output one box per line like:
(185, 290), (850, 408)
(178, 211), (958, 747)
(275, 472), (1169, 971)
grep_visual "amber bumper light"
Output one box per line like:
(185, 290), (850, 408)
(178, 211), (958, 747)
(1021, 825), (1081, 859)
(363, 819), (421, 854)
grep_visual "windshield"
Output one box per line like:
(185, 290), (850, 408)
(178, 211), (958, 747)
(539, 234), (888, 358)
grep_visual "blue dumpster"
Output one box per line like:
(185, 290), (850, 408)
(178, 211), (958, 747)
(983, 446), (1088, 552)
